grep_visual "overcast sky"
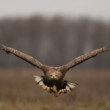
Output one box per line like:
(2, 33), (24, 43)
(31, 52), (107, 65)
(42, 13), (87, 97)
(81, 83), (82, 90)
(0, 0), (110, 20)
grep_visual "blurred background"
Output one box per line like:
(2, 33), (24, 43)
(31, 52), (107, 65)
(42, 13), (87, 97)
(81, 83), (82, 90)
(0, 0), (110, 110)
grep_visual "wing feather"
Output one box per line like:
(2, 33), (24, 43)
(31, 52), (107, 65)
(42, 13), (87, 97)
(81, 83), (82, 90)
(62, 45), (110, 71)
(0, 44), (46, 70)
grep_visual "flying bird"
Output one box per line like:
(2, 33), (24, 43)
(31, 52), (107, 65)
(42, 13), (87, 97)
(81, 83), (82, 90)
(0, 44), (110, 97)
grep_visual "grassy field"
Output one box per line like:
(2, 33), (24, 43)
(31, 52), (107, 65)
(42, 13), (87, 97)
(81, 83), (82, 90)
(0, 68), (110, 110)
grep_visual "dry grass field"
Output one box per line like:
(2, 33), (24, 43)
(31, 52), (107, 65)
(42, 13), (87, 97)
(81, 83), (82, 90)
(0, 68), (110, 110)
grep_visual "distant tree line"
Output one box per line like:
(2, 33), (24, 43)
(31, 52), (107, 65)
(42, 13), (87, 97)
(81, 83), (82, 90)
(0, 16), (110, 68)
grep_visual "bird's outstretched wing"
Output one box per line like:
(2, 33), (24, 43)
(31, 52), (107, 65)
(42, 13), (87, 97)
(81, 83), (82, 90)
(61, 45), (110, 71)
(0, 44), (47, 70)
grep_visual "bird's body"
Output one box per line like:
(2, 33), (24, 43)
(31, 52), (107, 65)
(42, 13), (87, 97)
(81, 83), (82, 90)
(34, 67), (77, 96)
(0, 44), (110, 97)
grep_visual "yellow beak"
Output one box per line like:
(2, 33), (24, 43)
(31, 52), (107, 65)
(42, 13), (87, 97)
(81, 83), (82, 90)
(51, 75), (57, 80)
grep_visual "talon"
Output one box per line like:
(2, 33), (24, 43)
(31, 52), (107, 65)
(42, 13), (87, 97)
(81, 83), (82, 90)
(52, 85), (57, 92)
(48, 87), (53, 93)
(54, 92), (59, 97)
(48, 89), (53, 94)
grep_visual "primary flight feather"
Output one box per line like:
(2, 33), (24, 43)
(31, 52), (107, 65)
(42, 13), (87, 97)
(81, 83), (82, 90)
(0, 44), (110, 97)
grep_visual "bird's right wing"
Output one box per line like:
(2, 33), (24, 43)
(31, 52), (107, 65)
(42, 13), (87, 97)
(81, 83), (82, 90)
(60, 45), (110, 71)
(0, 44), (47, 70)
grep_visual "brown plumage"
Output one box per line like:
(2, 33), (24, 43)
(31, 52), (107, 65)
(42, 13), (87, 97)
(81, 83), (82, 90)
(0, 44), (110, 97)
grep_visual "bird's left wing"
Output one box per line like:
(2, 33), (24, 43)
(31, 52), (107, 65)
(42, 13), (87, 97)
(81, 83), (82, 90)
(60, 45), (110, 71)
(0, 44), (47, 70)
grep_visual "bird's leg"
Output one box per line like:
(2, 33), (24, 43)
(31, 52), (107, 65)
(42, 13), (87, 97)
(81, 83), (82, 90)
(50, 85), (60, 97)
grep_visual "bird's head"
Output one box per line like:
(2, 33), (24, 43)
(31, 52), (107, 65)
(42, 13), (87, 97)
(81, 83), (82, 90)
(46, 69), (62, 81)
